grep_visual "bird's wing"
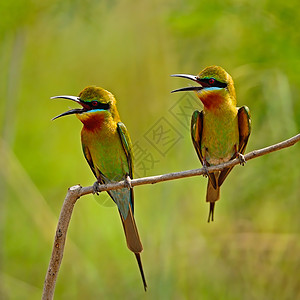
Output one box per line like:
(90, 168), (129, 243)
(117, 122), (134, 178)
(218, 106), (251, 186)
(191, 110), (217, 188)
(117, 122), (134, 211)
(191, 110), (204, 165)
(237, 105), (251, 154)
(117, 123), (145, 284)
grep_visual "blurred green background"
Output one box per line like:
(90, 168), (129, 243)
(1, 0), (300, 299)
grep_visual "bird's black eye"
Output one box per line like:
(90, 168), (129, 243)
(208, 78), (215, 85)
(91, 101), (98, 107)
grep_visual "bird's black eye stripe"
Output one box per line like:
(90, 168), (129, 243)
(201, 78), (227, 88)
(99, 103), (110, 110)
(88, 101), (110, 110)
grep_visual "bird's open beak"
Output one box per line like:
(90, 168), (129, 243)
(51, 95), (89, 120)
(170, 74), (204, 93)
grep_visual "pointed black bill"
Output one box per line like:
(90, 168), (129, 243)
(170, 74), (199, 81)
(170, 73), (203, 93)
(52, 108), (85, 120)
(171, 86), (204, 93)
(51, 95), (86, 120)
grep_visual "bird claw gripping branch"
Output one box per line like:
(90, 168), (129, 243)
(237, 153), (246, 166)
(92, 181), (101, 195)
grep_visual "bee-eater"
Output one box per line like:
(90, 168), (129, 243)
(171, 66), (251, 222)
(52, 86), (147, 290)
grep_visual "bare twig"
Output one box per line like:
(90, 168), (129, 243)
(42, 133), (300, 299)
(42, 185), (81, 300)
(79, 133), (300, 195)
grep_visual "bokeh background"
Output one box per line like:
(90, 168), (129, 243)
(1, 0), (300, 299)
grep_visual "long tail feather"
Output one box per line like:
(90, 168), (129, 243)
(135, 253), (147, 291)
(208, 202), (215, 222)
(119, 206), (143, 253)
(119, 206), (147, 290)
(206, 174), (220, 222)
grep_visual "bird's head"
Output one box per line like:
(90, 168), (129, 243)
(171, 66), (236, 109)
(52, 86), (120, 126)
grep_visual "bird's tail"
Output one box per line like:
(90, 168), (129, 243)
(134, 253), (147, 291)
(119, 207), (147, 291)
(206, 176), (220, 222)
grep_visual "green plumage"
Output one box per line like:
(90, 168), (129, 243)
(81, 117), (133, 219)
(52, 86), (147, 291)
(172, 66), (251, 222)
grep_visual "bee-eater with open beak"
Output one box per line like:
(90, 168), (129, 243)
(171, 66), (251, 222)
(52, 86), (147, 290)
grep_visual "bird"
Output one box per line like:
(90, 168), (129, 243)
(171, 66), (251, 222)
(52, 86), (147, 290)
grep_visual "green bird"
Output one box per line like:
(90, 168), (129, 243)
(52, 86), (147, 290)
(171, 66), (251, 222)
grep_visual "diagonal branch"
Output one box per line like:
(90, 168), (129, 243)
(79, 132), (300, 196)
(42, 133), (300, 299)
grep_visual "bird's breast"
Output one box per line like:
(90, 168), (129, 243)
(81, 122), (129, 180)
(201, 107), (239, 165)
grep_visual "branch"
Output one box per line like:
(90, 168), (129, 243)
(42, 133), (300, 299)
(79, 132), (300, 195)
(42, 185), (81, 300)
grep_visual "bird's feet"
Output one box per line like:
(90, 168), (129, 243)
(125, 175), (132, 189)
(202, 160), (209, 178)
(93, 181), (101, 195)
(237, 153), (246, 166)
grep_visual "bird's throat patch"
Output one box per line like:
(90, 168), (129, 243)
(77, 110), (108, 131)
(199, 90), (225, 110)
